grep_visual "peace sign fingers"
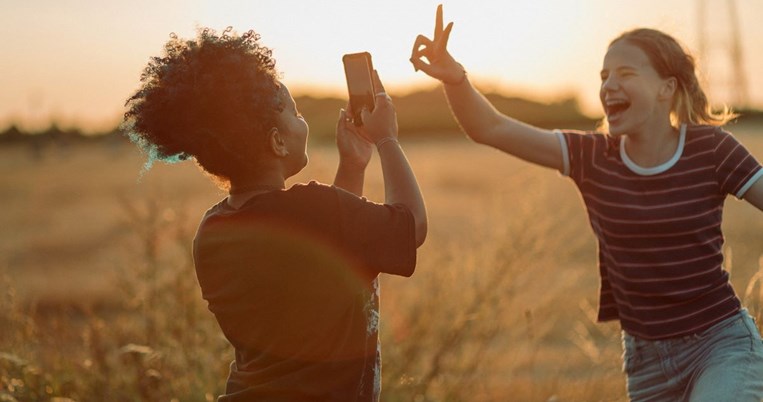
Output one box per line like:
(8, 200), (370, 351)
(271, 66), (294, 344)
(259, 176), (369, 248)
(410, 4), (463, 83)
(434, 4), (444, 41)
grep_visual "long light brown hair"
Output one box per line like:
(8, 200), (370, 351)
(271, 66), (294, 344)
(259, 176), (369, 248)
(600, 28), (736, 132)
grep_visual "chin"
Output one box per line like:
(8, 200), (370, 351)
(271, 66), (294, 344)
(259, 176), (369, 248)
(607, 127), (626, 137)
(287, 155), (308, 177)
(606, 119), (627, 137)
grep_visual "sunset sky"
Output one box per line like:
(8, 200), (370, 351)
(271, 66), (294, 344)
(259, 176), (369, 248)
(2, 0), (762, 132)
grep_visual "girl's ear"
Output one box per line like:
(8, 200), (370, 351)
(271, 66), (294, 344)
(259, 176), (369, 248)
(268, 127), (289, 157)
(659, 77), (678, 100)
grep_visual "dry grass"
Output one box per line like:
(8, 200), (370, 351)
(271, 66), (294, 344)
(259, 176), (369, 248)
(1, 122), (761, 401)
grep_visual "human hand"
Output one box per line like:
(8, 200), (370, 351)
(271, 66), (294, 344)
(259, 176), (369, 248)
(359, 70), (398, 145)
(336, 107), (373, 170)
(410, 4), (464, 84)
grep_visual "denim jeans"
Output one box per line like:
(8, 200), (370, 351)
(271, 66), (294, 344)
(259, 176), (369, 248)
(622, 309), (763, 401)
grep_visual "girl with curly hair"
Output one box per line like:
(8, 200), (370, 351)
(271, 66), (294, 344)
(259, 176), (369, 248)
(411, 5), (763, 401)
(125, 27), (426, 401)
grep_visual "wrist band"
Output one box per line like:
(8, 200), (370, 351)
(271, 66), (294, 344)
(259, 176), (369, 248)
(375, 137), (399, 148)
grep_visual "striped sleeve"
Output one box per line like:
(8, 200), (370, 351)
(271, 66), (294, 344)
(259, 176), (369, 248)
(713, 128), (763, 198)
(557, 130), (609, 184)
(555, 130), (570, 177)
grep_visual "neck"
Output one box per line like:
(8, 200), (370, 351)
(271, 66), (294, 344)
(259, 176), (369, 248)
(227, 169), (286, 210)
(624, 122), (680, 168)
(229, 163), (287, 194)
(229, 179), (285, 195)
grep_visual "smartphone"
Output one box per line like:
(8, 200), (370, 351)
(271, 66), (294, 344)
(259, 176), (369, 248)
(342, 52), (375, 126)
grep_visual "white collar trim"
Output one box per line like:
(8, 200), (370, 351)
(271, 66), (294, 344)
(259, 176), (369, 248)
(620, 124), (686, 176)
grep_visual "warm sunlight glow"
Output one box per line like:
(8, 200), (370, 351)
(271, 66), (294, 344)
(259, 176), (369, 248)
(1, 0), (762, 131)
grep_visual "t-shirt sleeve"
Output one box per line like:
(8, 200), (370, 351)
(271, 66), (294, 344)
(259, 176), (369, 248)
(334, 186), (417, 277)
(557, 129), (603, 184)
(713, 128), (763, 198)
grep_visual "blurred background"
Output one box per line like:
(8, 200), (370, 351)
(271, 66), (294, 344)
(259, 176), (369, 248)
(1, 1), (762, 401)
(1, 0), (762, 134)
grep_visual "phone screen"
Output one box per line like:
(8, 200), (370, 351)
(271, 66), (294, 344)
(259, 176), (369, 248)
(342, 52), (375, 125)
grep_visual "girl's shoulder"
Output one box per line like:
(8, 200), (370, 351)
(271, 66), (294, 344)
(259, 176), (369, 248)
(558, 129), (610, 142)
(559, 128), (618, 151)
(559, 128), (604, 136)
(686, 123), (729, 136)
(685, 124), (734, 146)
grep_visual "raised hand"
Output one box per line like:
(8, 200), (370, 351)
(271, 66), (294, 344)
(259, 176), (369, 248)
(336, 106), (372, 171)
(410, 4), (464, 84)
(359, 70), (398, 144)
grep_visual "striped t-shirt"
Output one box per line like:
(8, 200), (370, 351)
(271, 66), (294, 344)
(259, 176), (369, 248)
(557, 124), (763, 339)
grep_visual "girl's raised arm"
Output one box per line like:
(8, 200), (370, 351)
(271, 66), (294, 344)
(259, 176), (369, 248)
(410, 4), (564, 171)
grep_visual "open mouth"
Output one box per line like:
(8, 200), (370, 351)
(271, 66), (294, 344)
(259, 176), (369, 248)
(605, 99), (631, 120)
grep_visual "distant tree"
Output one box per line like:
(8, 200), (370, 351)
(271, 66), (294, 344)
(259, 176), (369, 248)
(0, 125), (26, 143)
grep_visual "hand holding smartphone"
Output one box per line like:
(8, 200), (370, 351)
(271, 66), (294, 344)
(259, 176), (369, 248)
(342, 52), (375, 126)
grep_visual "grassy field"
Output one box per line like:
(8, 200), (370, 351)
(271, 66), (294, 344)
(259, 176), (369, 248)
(1, 123), (762, 401)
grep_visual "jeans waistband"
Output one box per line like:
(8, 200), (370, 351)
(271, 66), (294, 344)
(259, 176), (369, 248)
(623, 308), (746, 346)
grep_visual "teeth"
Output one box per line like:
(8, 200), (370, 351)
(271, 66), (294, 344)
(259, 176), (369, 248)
(606, 100), (628, 106)
(605, 99), (630, 116)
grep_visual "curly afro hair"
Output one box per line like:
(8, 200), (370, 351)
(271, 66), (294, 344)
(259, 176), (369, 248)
(123, 27), (282, 188)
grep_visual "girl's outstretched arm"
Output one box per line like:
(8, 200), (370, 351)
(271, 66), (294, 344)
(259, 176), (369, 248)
(410, 4), (563, 171)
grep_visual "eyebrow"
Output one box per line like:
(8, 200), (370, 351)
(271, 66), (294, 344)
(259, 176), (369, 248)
(600, 66), (638, 76)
